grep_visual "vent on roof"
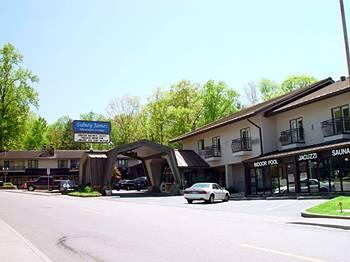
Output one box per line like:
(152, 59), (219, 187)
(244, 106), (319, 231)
(340, 76), (346, 81)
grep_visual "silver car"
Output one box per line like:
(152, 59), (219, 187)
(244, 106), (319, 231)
(184, 183), (230, 204)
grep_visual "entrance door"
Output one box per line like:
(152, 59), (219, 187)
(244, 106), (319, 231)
(285, 162), (296, 193)
(249, 169), (256, 194)
(256, 168), (265, 194)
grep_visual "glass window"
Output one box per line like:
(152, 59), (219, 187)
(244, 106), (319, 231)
(70, 160), (79, 169)
(240, 128), (251, 150)
(197, 140), (204, 152)
(290, 118), (304, 142)
(28, 160), (38, 169)
(58, 160), (68, 168)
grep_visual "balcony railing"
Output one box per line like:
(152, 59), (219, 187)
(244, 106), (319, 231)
(231, 137), (252, 153)
(321, 117), (350, 137)
(279, 128), (305, 146)
(199, 145), (221, 159)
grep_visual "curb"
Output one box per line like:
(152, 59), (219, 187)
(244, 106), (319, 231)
(301, 210), (350, 220)
(2, 190), (62, 197)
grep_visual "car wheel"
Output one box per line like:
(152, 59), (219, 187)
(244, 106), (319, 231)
(206, 194), (214, 204)
(223, 194), (229, 202)
(137, 187), (141, 191)
(116, 188), (120, 191)
(126, 186), (130, 191)
(187, 199), (193, 204)
(320, 187), (328, 192)
(28, 185), (35, 192)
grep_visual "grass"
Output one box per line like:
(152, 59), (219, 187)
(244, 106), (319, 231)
(67, 185), (102, 197)
(306, 196), (350, 217)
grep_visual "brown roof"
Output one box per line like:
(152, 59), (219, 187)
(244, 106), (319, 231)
(265, 77), (350, 116)
(0, 150), (85, 160)
(175, 150), (209, 168)
(169, 77), (334, 142)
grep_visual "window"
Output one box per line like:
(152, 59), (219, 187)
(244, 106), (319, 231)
(240, 127), (251, 150)
(5, 160), (25, 170)
(58, 160), (68, 168)
(290, 118), (304, 142)
(28, 160), (38, 169)
(212, 136), (221, 151)
(332, 105), (350, 133)
(197, 139), (204, 152)
(118, 159), (128, 167)
(70, 160), (79, 169)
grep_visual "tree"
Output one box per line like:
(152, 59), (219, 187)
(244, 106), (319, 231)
(281, 75), (317, 93)
(199, 80), (240, 126)
(259, 75), (318, 101)
(244, 81), (260, 106)
(0, 43), (39, 150)
(258, 79), (281, 101)
(24, 116), (48, 150)
(107, 96), (142, 145)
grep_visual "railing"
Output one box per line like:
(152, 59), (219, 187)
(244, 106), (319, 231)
(231, 137), (252, 152)
(321, 117), (350, 137)
(199, 145), (221, 159)
(279, 128), (305, 145)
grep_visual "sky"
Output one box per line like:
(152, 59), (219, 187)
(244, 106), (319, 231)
(0, 0), (349, 123)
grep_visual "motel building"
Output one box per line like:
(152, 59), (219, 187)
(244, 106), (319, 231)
(170, 76), (350, 196)
(0, 147), (84, 186)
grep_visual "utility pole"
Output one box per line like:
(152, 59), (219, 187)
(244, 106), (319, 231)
(339, 0), (350, 83)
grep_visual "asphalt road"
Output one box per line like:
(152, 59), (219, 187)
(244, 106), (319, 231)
(0, 191), (349, 262)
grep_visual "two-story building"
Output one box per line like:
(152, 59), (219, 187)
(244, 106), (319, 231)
(170, 76), (350, 195)
(0, 148), (85, 186)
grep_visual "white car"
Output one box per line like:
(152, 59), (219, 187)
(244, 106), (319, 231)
(184, 183), (230, 204)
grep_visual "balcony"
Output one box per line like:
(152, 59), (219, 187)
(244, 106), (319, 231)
(231, 137), (252, 156)
(279, 128), (305, 149)
(321, 118), (350, 141)
(199, 145), (221, 161)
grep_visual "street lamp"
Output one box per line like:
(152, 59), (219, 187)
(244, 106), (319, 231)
(2, 167), (9, 183)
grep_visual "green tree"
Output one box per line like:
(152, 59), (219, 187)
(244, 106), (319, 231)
(259, 75), (318, 101)
(24, 116), (48, 150)
(0, 43), (39, 150)
(258, 79), (281, 101)
(199, 80), (240, 125)
(281, 75), (317, 93)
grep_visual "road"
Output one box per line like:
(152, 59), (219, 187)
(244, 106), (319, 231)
(0, 191), (349, 262)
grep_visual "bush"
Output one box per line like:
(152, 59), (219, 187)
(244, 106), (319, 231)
(67, 184), (101, 197)
(4, 182), (14, 187)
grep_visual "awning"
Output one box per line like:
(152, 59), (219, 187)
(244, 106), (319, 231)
(245, 140), (350, 163)
(174, 150), (209, 168)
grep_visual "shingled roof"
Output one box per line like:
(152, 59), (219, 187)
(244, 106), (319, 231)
(169, 77), (334, 142)
(0, 150), (85, 160)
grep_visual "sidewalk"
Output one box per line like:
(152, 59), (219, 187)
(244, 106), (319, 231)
(0, 218), (52, 262)
(3, 189), (61, 197)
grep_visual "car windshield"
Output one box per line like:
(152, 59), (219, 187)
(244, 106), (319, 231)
(190, 183), (210, 189)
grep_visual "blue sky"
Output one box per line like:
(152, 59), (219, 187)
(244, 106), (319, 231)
(1, 0), (349, 123)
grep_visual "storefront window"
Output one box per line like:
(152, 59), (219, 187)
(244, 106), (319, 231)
(299, 161), (308, 193)
(271, 165), (281, 194)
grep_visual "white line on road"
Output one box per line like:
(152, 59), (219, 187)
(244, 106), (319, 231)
(239, 243), (325, 262)
(0, 218), (53, 262)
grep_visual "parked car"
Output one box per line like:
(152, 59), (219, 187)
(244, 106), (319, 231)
(55, 179), (77, 191)
(24, 176), (61, 191)
(113, 179), (140, 191)
(133, 176), (149, 189)
(184, 183), (230, 204)
(275, 178), (335, 194)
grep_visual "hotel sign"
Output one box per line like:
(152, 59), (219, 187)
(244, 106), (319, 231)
(332, 147), (350, 157)
(73, 120), (111, 143)
(253, 159), (279, 168)
(298, 153), (318, 161)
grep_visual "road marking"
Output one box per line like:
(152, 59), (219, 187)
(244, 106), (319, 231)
(82, 208), (110, 217)
(239, 243), (325, 262)
(0, 218), (53, 262)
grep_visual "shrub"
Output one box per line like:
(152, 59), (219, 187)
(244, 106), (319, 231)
(4, 182), (14, 186)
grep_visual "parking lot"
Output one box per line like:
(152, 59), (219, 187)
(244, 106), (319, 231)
(1, 191), (350, 262)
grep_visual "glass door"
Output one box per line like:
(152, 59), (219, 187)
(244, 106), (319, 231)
(285, 162), (296, 193)
(249, 169), (256, 194)
(212, 136), (221, 156)
(332, 105), (350, 134)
